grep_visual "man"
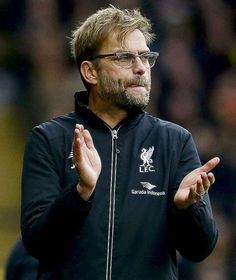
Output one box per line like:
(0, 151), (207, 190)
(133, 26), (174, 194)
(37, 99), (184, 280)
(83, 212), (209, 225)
(21, 6), (220, 279)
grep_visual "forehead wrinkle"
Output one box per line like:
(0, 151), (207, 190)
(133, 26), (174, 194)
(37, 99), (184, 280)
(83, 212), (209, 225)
(101, 29), (149, 54)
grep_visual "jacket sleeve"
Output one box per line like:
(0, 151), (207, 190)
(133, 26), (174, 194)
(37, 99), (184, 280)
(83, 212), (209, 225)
(170, 132), (218, 262)
(21, 126), (92, 262)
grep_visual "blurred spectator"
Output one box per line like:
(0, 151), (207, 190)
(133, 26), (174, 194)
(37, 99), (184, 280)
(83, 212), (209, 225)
(194, 0), (235, 91)
(5, 236), (38, 280)
(22, 0), (76, 125)
(208, 68), (236, 218)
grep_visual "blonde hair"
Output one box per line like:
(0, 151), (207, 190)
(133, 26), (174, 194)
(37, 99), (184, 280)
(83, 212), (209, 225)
(70, 5), (155, 69)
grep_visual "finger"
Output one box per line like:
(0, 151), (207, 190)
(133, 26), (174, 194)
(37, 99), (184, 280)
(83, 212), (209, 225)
(199, 157), (220, 173)
(194, 180), (205, 201)
(189, 186), (197, 202)
(189, 182), (204, 203)
(75, 124), (86, 141)
(74, 131), (83, 149)
(83, 129), (94, 149)
(75, 124), (84, 131)
(207, 172), (215, 185)
(201, 172), (211, 190)
(73, 126), (85, 158)
(195, 179), (205, 196)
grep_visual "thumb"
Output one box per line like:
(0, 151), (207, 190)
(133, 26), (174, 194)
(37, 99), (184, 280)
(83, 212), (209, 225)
(199, 157), (220, 173)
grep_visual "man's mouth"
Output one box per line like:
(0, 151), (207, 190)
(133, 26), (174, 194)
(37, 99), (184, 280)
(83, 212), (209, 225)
(129, 84), (145, 87)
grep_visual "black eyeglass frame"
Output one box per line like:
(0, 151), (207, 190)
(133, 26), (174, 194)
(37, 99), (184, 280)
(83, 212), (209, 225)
(89, 51), (159, 68)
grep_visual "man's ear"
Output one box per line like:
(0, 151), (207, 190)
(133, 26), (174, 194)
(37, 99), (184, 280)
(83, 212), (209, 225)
(80, 61), (98, 85)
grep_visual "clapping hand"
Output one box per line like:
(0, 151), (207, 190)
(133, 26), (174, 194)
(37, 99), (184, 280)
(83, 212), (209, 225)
(72, 124), (102, 201)
(174, 157), (220, 209)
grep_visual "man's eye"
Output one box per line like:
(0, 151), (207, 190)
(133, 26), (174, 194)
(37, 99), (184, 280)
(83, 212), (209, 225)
(141, 53), (151, 59)
(118, 53), (133, 60)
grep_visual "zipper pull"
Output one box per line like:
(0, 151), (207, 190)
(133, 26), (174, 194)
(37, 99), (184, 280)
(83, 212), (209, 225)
(112, 129), (118, 140)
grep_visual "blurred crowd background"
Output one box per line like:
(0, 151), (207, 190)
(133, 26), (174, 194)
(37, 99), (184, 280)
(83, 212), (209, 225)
(0, 0), (236, 279)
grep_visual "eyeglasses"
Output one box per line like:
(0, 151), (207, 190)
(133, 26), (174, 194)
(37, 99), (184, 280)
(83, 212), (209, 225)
(90, 51), (159, 69)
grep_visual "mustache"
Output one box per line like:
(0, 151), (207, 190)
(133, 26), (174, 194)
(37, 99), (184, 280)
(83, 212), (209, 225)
(125, 76), (150, 87)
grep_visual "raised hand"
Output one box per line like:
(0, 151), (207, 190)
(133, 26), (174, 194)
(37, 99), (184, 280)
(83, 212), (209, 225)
(72, 124), (102, 201)
(174, 157), (220, 209)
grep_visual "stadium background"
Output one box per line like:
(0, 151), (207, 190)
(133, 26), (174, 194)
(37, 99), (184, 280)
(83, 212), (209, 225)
(0, 0), (235, 279)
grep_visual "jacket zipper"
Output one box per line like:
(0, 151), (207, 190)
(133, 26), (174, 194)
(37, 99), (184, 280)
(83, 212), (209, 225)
(106, 126), (121, 280)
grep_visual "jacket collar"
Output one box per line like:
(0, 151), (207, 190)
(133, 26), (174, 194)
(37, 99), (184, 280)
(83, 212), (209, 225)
(74, 91), (145, 129)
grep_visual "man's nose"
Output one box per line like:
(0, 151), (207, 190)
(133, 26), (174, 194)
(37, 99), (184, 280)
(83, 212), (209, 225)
(132, 57), (146, 75)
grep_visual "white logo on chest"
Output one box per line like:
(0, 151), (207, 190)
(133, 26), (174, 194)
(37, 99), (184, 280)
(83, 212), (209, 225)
(131, 182), (165, 197)
(140, 182), (157, 190)
(139, 146), (155, 173)
(68, 150), (75, 169)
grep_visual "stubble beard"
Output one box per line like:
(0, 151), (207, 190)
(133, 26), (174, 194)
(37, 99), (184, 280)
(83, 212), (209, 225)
(96, 71), (151, 110)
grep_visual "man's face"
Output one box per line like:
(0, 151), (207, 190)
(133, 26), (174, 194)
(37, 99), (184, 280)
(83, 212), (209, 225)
(95, 29), (152, 110)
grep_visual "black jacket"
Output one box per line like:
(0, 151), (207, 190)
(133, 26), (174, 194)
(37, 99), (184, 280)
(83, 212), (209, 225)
(21, 92), (218, 279)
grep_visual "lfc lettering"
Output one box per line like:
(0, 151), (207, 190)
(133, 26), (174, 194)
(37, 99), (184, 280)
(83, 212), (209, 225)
(139, 165), (155, 173)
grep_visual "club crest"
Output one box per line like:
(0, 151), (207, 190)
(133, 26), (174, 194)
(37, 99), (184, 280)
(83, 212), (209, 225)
(139, 146), (155, 173)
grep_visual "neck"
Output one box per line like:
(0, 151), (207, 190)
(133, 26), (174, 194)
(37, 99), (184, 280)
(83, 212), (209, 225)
(88, 94), (128, 128)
